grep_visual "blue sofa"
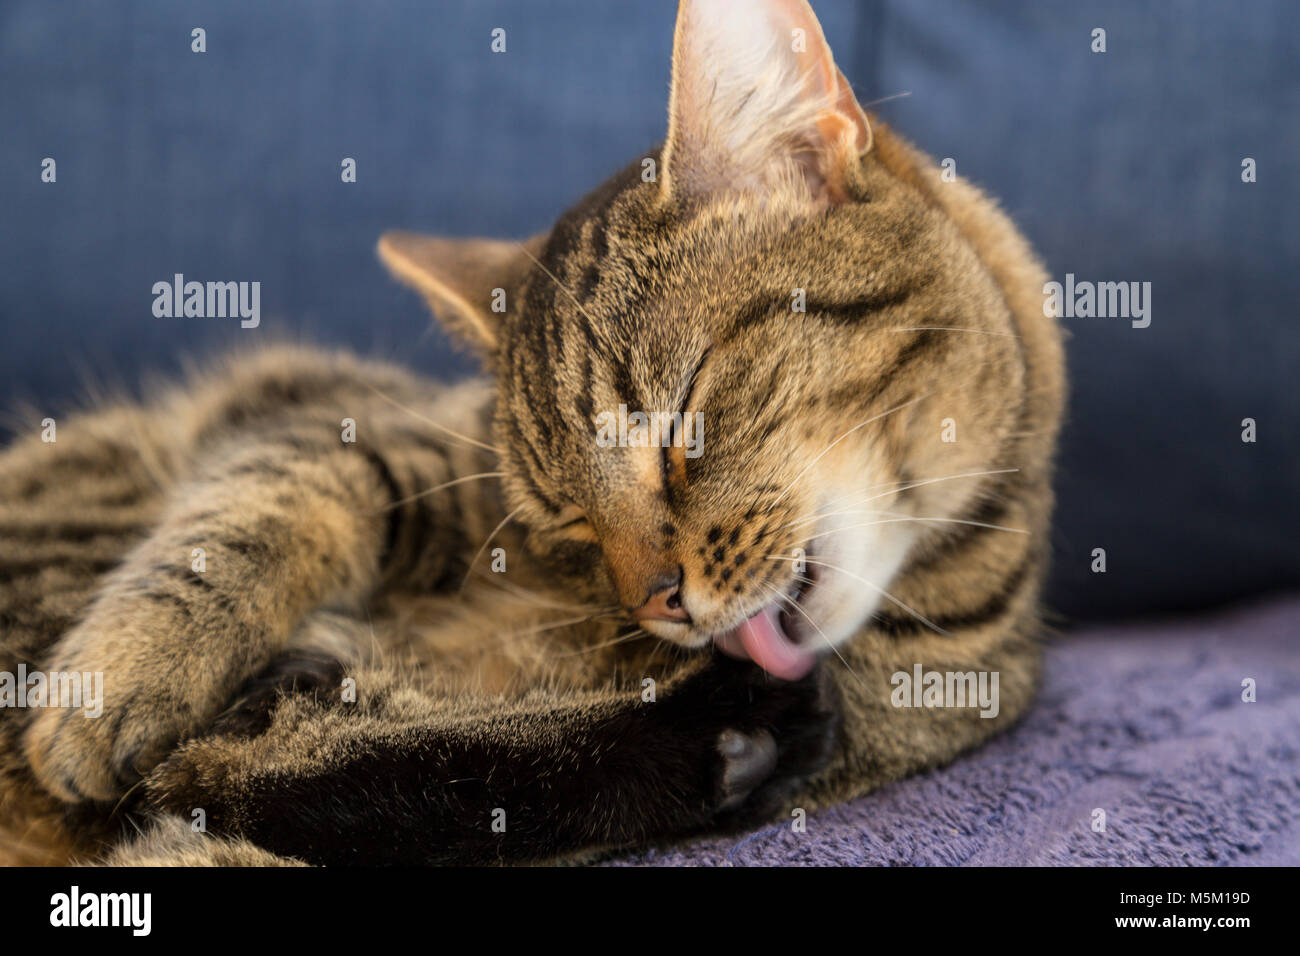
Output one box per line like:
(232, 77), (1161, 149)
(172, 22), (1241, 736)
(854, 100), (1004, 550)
(2, 0), (1296, 621)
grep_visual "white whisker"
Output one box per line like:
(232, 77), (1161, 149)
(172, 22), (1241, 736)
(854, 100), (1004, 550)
(499, 611), (619, 642)
(467, 566), (617, 614)
(889, 327), (1019, 338)
(767, 555), (949, 636)
(851, 468), (1020, 509)
(858, 90), (912, 109)
(783, 468), (1018, 530)
(800, 514), (1028, 541)
(757, 581), (866, 687)
(553, 627), (652, 657)
(769, 393), (930, 509)
(363, 382), (500, 455)
(381, 472), (505, 512)
(515, 241), (601, 329)
(458, 505), (524, 594)
(782, 482), (919, 530)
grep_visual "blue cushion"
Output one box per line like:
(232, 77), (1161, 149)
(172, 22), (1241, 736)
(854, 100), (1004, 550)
(1, 0), (1294, 619)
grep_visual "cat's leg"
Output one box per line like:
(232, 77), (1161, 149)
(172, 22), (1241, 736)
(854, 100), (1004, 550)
(142, 653), (840, 865)
(22, 429), (396, 802)
(98, 814), (306, 866)
(0, 404), (181, 863)
(800, 618), (1042, 808)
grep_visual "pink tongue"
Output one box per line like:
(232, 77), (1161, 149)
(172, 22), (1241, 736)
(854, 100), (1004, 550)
(715, 606), (816, 680)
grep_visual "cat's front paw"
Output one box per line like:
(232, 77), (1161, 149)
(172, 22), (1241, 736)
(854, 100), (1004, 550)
(24, 685), (170, 804)
(23, 616), (229, 803)
(673, 653), (841, 825)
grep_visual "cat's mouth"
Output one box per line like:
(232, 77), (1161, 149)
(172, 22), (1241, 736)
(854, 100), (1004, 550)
(713, 563), (819, 681)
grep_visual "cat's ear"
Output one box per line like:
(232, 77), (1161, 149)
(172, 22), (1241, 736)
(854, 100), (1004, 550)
(377, 231), (547, 354)
(661, 0), (871, 205)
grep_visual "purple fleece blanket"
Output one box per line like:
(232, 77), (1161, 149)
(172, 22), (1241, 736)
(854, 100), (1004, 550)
(608, 596), (1300, 866)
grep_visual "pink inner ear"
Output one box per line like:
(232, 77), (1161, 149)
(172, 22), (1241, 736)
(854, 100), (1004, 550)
(828, 66), (872, 155)
(778, 2), (873, 201)
(781, 1), (871, 158)
(664, 0), (872, 204)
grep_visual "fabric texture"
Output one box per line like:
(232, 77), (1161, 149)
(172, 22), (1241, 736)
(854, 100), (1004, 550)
(608, 596), (1300, 865)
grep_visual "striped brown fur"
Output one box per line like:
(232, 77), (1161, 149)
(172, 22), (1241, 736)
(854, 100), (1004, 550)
(0, 0), (1063, 865)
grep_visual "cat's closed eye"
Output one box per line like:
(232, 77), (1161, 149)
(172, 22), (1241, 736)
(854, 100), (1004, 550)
(549, 508), (597, 542)
(663, 421), (688, 493)
(663, 350), (710, 493)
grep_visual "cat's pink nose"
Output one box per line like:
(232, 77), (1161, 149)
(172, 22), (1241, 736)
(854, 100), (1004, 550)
(632, 575), (690, 624)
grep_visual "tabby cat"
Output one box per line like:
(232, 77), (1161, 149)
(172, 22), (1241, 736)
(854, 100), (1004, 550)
(0, 0), (1063, 865)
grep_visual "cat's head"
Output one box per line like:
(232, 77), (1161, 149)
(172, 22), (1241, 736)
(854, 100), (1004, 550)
(380, 0), (1022, 677)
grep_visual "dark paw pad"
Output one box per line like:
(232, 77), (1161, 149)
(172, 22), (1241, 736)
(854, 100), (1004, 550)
(711, 661), (841, 825)
(717, 728), (777, 809)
